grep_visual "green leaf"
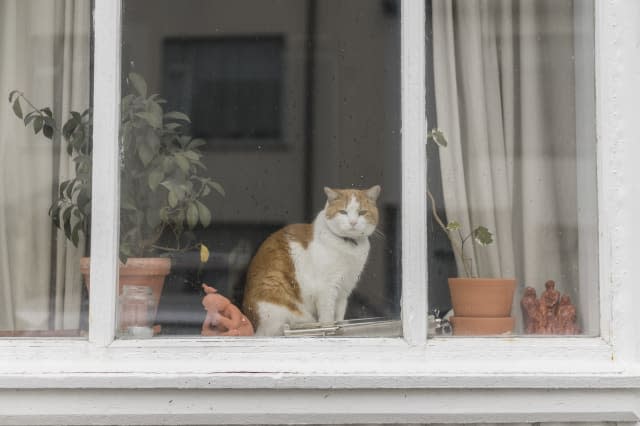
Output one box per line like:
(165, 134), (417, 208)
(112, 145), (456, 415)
(128, 72), (147, 97)
(43, 124), (54, 139)
(71, 221), (81, 247)
(427, 128), (448, 147)
(135, 112), (161, 129)
(148, 94), (167, 103)
(62, 207), (73, 241)
(186, 202), (198, 229)
(62, 118), (79, 139)
(159, 207), (169, 222)
(8, 90), (20, 103)
(24, 111), (39, 126)
(137, 141), (154, 166)
(51, 207), (61, 229)
(208, 180), (225, 197)
(33, 116), (44, 134)
(59, 181), (70, 198)
(40, 107), (53, 118)
(12, 99), (23, 119)
(164, 111), (191, 123)
(147, 100), (163, 126)
(42, 116), (56, 127)
(473, 226), (494, 246)
(182, 151), (200, 161)
(165, 122), (182, 131)
(64, 179), (75, 198)
(446, 221), (461, 231)
(174, 153), (190, 173)
(70, 111), (82, 122)
(148, 169), (164, 191)
(188, 138), (206, 149)
(195, 200), (212, 228)
(146, 128), (161, 149)
(168, 190), (178, 208)
(119, 243), (132, 264)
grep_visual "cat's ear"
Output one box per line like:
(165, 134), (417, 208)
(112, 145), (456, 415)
(324, 187), (340, 202)
(365, 185), (381, 201)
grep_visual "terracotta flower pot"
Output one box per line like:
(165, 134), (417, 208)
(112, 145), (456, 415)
(80, 256), (171, 324)
(448, 277), (516, 317)
(450, 316), (515, 336)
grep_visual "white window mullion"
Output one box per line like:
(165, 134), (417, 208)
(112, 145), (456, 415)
(401, 0), (428, 346)
(89, 0), (122, 346)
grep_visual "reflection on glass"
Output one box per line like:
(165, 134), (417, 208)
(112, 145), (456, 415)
(427, 0), (597, 336)
(121, 0), (402, 337)
(0, 0), (91, 337)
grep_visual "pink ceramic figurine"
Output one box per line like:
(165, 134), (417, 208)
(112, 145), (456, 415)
(201, 284), (254, 336)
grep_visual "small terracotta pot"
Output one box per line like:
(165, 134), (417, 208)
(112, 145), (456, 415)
(450, 316), (515, 336)
(80, 256), (171, 321)
(448, 277), (516, 317)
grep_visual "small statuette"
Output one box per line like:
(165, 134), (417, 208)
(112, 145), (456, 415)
(520, 280), (579, 335)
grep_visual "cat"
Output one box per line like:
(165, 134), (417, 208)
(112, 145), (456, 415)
(242, 185), (381, 336)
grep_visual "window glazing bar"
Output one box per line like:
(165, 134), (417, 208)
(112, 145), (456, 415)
(89, 0), (122, 346)
(401, 0), (428, 345)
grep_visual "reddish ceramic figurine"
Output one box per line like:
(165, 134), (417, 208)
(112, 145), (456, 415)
(520, 280), (579, 335)
(201, 284), (254, 337)
(520, 287), (540, 334)
(557, 294), (579, 335)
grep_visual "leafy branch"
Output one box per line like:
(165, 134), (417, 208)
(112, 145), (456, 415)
(9, 72), (223, 263)
(427, 129), (493, 278)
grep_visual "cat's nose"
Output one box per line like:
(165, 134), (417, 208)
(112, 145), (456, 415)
(349, 219), (358, 226)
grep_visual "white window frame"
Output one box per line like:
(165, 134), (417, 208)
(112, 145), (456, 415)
(1, 0), (640, 423)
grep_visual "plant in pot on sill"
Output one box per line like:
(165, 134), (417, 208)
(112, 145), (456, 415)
(9, 72), (223, 335)
(427, 129), (516, 336)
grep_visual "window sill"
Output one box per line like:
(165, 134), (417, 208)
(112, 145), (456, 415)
(1, 337), (639, 423)
(0, 336), (637, 388)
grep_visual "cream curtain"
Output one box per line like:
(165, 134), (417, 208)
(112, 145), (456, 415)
(432, 0), (584, 329)
(0, 0), (90, 331)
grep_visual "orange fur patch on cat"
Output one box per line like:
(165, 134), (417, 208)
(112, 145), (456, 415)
(242, 224), (313, 328)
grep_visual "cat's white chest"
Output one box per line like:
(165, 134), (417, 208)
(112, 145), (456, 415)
(289, 232), (369, 316)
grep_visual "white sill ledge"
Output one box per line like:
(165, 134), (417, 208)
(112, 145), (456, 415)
(1, 337), (639, 424)
(0, 336), (638, 389)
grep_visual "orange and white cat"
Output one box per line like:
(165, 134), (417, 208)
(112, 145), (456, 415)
(242, 185), (381, 336)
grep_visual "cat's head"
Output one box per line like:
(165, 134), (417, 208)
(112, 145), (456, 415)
(322, 185), (381, 239)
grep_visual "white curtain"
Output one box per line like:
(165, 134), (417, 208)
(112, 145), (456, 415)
(0, 0), (90, 331)
(432, 0), (584, 328)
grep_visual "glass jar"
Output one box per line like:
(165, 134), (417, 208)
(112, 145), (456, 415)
(118, 285), (156, 338)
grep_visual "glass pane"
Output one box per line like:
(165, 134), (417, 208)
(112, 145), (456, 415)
(119, 0), (401, 338)
(0, 0), (92, 337)
(427, 0), (598, 337)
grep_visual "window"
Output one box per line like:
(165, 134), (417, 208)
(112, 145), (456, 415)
(119, 0), (402, 337)
(1, 0), (640, 423)
(426, 0), (599, 337)
(0, 0), (91, 337)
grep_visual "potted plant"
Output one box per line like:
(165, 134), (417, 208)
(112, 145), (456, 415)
(9, 73), (223, 331)
(427, 129), (515, 335)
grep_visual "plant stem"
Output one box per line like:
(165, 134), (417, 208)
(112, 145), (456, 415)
(427, 189), (472, 277)
(19, 94), (45, 116)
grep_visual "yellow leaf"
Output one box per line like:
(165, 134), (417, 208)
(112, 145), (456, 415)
(200, 244), (210, 263)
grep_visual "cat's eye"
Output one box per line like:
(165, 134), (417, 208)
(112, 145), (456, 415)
(339, 210), (348, 215)
(358, 210), (368, 216)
